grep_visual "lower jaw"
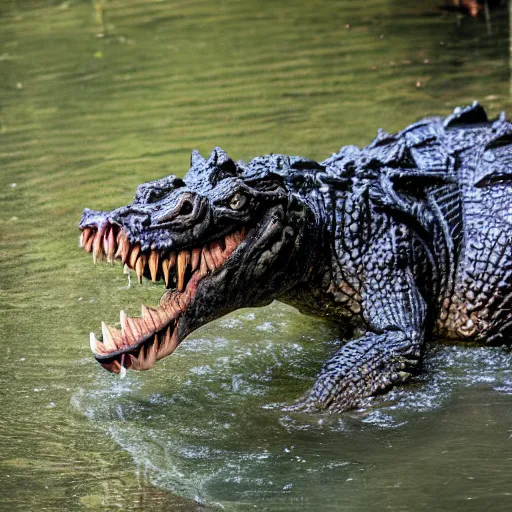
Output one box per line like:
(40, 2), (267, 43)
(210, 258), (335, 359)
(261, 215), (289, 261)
(92, 271), (203, 374)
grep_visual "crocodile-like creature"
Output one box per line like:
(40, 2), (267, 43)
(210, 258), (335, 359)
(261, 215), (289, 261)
(79, 102), (511, 412)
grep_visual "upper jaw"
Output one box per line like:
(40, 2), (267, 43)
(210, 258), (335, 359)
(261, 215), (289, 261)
(79, 206), (210, 255)
(79, 204), (246, 286)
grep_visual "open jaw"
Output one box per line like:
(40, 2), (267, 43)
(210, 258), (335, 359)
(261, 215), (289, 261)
(79, 224), (246, 374)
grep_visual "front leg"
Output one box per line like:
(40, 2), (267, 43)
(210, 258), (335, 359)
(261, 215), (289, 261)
(306, 328), (424, 412)
(301, 247), (428, 412)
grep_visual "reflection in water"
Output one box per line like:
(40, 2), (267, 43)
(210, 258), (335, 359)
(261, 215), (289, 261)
(1, 0), (511, 510)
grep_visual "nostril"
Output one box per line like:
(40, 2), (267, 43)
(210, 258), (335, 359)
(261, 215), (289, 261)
(154, 195), (199, 225)
(179, 200), (193, 216)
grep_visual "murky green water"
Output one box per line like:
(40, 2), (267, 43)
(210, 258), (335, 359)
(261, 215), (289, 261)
(1, 0), (511, 510)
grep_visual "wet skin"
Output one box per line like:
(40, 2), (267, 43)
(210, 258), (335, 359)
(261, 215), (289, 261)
(80, 103), (512, 412)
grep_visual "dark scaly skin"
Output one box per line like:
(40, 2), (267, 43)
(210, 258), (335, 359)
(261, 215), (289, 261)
(79, 102), (511, 413)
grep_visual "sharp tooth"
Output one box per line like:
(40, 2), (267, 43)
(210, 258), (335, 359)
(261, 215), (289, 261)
(115, 232), (131, 264)
(145, 338), (158, 369)
(101, 321), (117, 351)
(80, 227), (91, 248)
(162, 258), (170, 287)
(160, 290), (182, 315)
(121, 242), (130, 264)
(159, 289), (174, 308)
(191, 248), (201, 271)
(128, 244), (140, 270)
(120, 310), (128, 331)
(93, 232), (103, 265)
(114, 235), (123, 259)
(128, 354), (139, 370)
(110, 325), (126, 347)
(102, 226), (110, 256)
(224, 232), (239, 255)
(153, 311), (167, 329)
(126, 316), (142, 339)
(133, 337), (158, 370)
(153, 333), (160, 352)
(107, 227), (116, 263)
(203, 246), (216, 270)
(156, 325), (171, 358)
(121, 239), (131, 264)
(142, 304), (162, 330)
(169, 251), (177, 269)
(129, 345), (147, 371)
(209, 241), (224, 267)
(157, 326), (179, 359)
(90, 332), (104, 354)
(199, 251), (209, 277)
(105, 360), (121, 374)
(85, 232), (95, 253)
(135, 254), (146, 284)
(155, 307), (170, 325)
(138, 344), (146, 364)
(149, 250), (159, 282)
(140, 304), (156, 330)
(177, 250), (190, 292)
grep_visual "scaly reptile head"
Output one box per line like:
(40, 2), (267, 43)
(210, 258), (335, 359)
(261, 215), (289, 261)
(79, 148), (322, 373)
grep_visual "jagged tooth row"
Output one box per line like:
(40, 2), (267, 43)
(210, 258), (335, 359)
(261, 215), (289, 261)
(91, 312), (181, 371)
(127, 324), (180, 370)
(90, 305), (174, 355)
(90, 276), (199, 364)
(81, 225), (247, 289)
(148, 250), (159, 282)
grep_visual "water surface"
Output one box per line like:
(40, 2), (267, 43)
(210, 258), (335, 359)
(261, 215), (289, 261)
(1, 0), (511, 510)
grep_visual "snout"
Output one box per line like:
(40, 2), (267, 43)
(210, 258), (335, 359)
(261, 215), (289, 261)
(79, 207), (110, 230)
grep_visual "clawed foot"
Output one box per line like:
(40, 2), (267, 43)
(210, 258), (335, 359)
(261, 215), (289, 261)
(283, 365), (413, 414)
(282, 389), (366, 414)
(281, 329), (422, 414)
(281, 392), (320, 413)
(282, 390), (373, 414)
(283, 390), (365, 414)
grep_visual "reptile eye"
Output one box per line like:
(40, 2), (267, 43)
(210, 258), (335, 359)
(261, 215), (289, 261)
(229, 193), (247, 210)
